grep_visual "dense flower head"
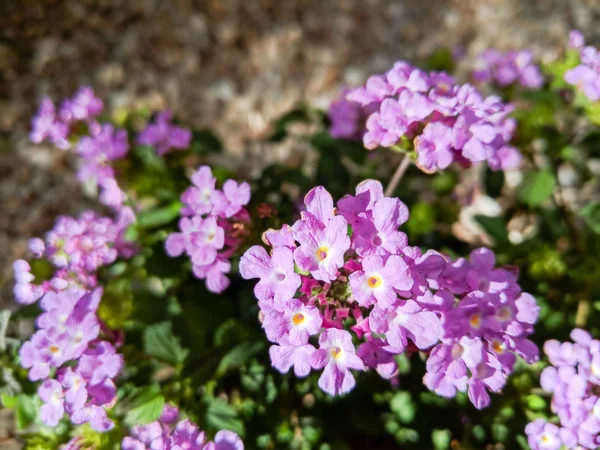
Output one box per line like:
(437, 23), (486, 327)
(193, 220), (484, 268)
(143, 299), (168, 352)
(335, 61), (521, 172)
(137, 110), (192, 156)
(165, 165), (251, 293)
(525, 329), (600, 449)
(122, 414), (244, 450)
(241, 181), (538, 404)
(472, 49), (544, 89)
(14, 208), (135, 432)
(564, 30), (600, 101)
(19, 286), (123, 431)
(30, 86), (104, 150)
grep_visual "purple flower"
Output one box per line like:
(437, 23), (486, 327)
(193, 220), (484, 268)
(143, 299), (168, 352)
(270, 343), (316, 377)
(525, 420), (562, 450)
(569, 30), (585, 49)
(349, 255), (413, 308)
(77, 341), (123, 386)
(262, 225), (295, 248)
(356, 338), (398, 379)
(39, 379), (65, 426)
(263, 299), (322, 345)
(181, 166), (217, 216)
(310, 329), (365, 396)
(329, 92), (364, 140)
(565, 65), (600, 101)
(137, 110), (192, 156)
(415, 122), (455, 172)
(239, 246), (301, 304)
(165, 216), (224, 266)
(353, 197), (409, 256)
(363, 98), (407, 149)
(59, 86), (103, 123)
(337, 179), (384, 228)
(30, 98), (70, 150)
(293, 215), (350, 282)
(370, 300), (442, 351)
(423, 337), (483, 398)
(212, 180), (251, 218)
(214, 430), (244, 450)
(76, 124), (129, 186)
(192, 257), (232, 294)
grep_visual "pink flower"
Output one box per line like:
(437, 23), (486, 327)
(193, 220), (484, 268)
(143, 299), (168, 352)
(293, 215), (350, 283)
(370, 300), (442, 351)
(239, 246), (301, 304)
(354, 197), (409, 256)
(310, 329), (365, 396)
(349, 255), (413, 308)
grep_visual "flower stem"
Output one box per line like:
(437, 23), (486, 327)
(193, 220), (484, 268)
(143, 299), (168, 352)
(385, 155), (411, 197)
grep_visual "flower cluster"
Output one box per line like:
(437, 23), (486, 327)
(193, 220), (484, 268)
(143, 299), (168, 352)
(165, 165), (251, 293)
(122, 408), (243, 450)
(14, 210), (135, 431)
(137, 110), (192, 156)
(472, 49), (544, 89)
(76, 124), (129, 209)
(565, 30), (600, 101)
(240, 181), (539, 406)
(339, 60), (521, 172)
(525, 329), (600, 450)
(30, 86), (103, 150)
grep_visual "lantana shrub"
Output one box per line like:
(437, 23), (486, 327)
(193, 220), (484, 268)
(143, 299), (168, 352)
(1, 29), (599, 450)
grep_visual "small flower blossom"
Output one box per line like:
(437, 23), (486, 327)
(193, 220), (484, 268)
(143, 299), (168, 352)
(311, 329), (365, 396)
(137, 110), (192, 156)
(165, 165), (251, 293)
(472, 49), (544, 89)
(564, 31), (600, 101)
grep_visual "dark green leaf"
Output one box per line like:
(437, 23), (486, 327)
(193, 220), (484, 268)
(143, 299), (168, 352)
(216, 341), (265, 376)
(206, 400), (245, 436)
(143, 321), (189, 365)
(474, 215), (509, 244)
(580, 202), (600, 234)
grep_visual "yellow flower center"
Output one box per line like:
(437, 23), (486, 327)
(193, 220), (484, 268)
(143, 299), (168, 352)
(496, 307), (512, 321)
(330, 346), (342, 360)
(541, 434), (550, 443)
(315, 246), (329, 262)
(491, 340), (504, 353)
(469, 313), (481, 328)
(206, 232), (215, 242)
(367, 275), (382, 288)
(49, 345), (60, 354)
(292, 313), (305, 325)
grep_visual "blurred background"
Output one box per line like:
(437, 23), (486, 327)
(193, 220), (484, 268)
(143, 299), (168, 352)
(1, 1), (600, 447)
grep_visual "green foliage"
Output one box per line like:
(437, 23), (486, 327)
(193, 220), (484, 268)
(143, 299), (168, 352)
(143, 322), (189, 366)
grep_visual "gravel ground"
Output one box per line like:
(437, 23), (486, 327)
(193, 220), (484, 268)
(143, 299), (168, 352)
(0, 1), (599, 444)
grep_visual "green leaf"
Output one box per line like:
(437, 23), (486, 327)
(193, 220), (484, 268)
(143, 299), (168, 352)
(15, 393), (38, 431)
(143, 321), (189, 365)
(432, 429), (452, 450)
(206, 399), (245, 436)
(474, 215), (509, 244)
(390, 391), (416, 424)
(580, 202), (600, 234)
(124, 386), (165, 426)
(137, 201), (182, 229)
(1, 394), (17, 408)
(216, 341), (265, 376)
(517, 170), (556, 207)
(190, 130), (223, 155)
